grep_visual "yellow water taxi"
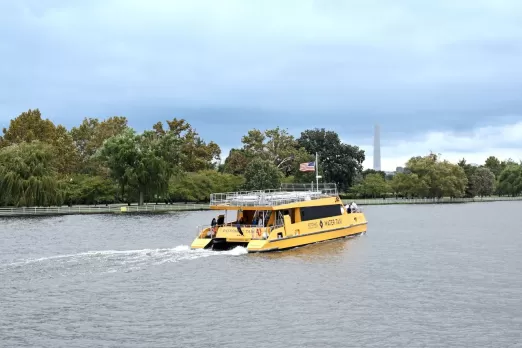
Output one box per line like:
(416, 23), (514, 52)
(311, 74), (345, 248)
(190, 183), (367, 253)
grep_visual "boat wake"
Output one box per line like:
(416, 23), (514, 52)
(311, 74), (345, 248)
(3, 245), (248, 277)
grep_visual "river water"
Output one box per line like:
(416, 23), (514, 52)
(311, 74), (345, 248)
(1, 202), (521, 347)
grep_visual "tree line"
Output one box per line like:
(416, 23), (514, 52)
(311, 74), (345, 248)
(1, 109), (521, 207)
(351, 153), (522, 199)
(0, 109), (364, 206)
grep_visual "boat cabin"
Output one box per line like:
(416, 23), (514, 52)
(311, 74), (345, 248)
(207, 183), (345, 235)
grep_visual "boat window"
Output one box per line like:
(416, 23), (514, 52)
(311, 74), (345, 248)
(275, 211), (285, 225)
(300, 204), (343, 221)
(274, 209), (296, 224)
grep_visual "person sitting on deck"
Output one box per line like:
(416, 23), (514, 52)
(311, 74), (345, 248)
(350, 202), (359, 213)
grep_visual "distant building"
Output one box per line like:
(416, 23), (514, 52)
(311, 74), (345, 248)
(396, 166), (405, 173)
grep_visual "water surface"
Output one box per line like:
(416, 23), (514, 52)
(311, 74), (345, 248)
(1, 202), (521, 347)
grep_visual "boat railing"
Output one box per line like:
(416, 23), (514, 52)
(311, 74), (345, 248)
(210, 183), (338, 207)
(196, 223), (285, 240)
(195, 222), (237, 237)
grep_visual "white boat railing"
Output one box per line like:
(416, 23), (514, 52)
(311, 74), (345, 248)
(0, 203), (208, 216)
(196, 223), (284, 240)
(210, 183), (338, 207)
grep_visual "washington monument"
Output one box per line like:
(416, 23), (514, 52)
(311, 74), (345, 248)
(373, 124), (381, 171)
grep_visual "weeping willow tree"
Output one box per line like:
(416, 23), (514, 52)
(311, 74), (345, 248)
(0, 141), (63, 206)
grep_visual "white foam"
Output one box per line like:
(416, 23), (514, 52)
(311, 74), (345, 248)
(4, 244), (248, 273)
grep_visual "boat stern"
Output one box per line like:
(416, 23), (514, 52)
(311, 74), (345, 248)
(191, 224), (253, 251)
(246, 239), (272, 252)
(190, 237), (213, 250)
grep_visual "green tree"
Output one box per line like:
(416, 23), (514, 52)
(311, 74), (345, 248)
(242, 157), (283, 190)
(458, 158), (477, 198)
(390, 172), (429, 198)
(225, 127), (310, 177)
(0, 141), (62, 206)
(98, 129), (183, 205)
(470, 166), (495, 197)
(0, 109), (56, 147)
(1, 109), (79, 174)
(484, 156), (502, 178)
(152, 118), (221, 172)
(406, 153), (467, 198)
(297, 128), (365, 192)
(70, 116), (128, 174)
(497, 164), (522, 196)
(351, 173), (390, 198)
(168, 170), (245, 202)
(223, 149), (251, 175)
(60, 174), (118, 205)
(362, 169), (386, 180)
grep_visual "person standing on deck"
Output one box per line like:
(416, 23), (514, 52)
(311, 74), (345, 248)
(210, 217), (217, 237)
(236, 216), (244, 236)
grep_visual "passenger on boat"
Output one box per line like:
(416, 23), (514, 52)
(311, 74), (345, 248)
(236, 217), (244, 236)
(350, 202), (359, 213)
(345, 203), (352, 213)
(209, 217), (217, 237)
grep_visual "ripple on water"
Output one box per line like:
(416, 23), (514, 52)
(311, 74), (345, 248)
(1, 204), (522, 347)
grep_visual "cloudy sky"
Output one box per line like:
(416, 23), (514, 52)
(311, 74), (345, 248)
(2, 0), (522, 171)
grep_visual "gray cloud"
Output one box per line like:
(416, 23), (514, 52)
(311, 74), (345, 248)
(1, 0), (522, 151)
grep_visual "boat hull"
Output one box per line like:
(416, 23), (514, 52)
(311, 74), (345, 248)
(246, 222), (366, 253)
(208, 238), (249, 251)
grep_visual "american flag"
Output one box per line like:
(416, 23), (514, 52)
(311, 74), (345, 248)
(299, 161), (315, 172)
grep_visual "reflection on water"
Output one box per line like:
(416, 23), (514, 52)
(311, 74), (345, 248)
(254, 233), (365, 262)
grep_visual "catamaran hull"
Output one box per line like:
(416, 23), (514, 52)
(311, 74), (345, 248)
(206, 238), (249, 251)
(191, 222), (366, 253)
(246, 222), (367, 253)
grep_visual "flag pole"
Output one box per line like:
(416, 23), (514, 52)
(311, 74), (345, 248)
(315, 152), (319, 191)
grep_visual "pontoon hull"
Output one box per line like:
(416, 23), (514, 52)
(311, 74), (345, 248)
(191, 219), (366, 253)
(245, 222), (366, 252)
(207, 238), (248, 251)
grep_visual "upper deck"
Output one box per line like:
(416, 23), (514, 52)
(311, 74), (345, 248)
(209, 183), (338, 209)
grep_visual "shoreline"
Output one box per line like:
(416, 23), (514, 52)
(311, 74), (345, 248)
(351, 196), (522, 205)
(0, 196), (521, 217)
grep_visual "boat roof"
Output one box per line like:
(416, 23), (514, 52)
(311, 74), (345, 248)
(209, 183), (339, 210)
